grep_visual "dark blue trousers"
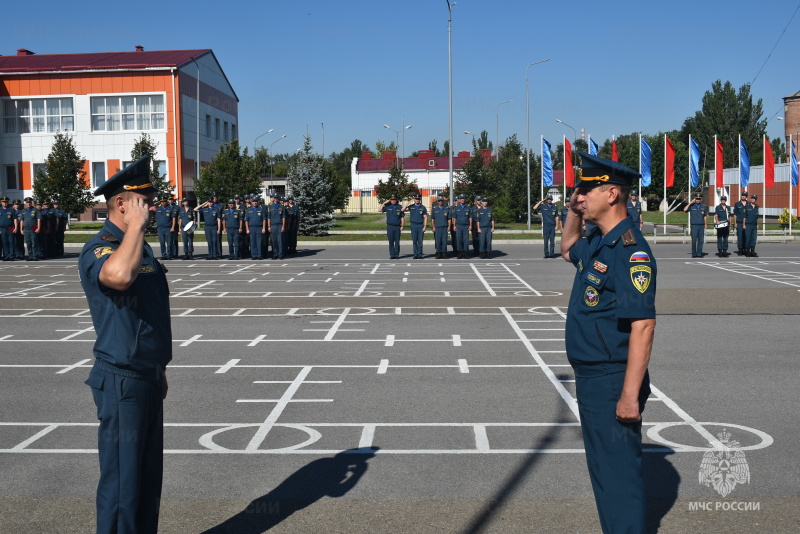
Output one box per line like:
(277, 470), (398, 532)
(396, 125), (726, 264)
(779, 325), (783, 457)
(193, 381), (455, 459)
(171, 231), (179, 258)
(386, 225), (401, 257)
(575, 370), (649, 534)
(543, 224), (555, 256)
(716, 226), (729, 251)
(181, 230), (194, 255)
(434, 226), (448, 252)
(0, 227), (13, 258)
(24, 229), (41, 259)
(455, 225), (469, 252)
(411, 224), (424, 256)
(157, 227), (173, 258)
(690, 225), (704, 256)
(270, 227), (283, 258)
(745, 225), (757, 249)
(86, 364), (164, 534)
(249, 228), (263, 259)
(227, 230), (240, 258)
(736, 222), (745, 248)
(205, 228), (219, 258)
(478, 227), (492, 253)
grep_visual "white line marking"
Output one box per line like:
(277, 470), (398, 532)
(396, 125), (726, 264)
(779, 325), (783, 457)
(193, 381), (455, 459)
(385, 335), (395, 347)
(173, 280), (216, 297)
(0, 335), (13, 340)
(254, 381), (341, 384)
(56, 359), (91, 374)
(447, 307), (456, 315)
(216, 359), (240, 374)
(58, 326), (94, 341)
(452, 335), (462, 347)
(359, 425), (376, 448)
(245, 366), (313, 451)
(377, 359), (389, 374)
(474, 425), (490, 451)
(248, 335), (267, 347)
(370, 264), (381, 274)
(228, 264), (254, 275)
(458, 359), (469, 373)
(353, 281), (369, 296)
(501, 264), (542, 296)
(178, 309), (196, 316)
(237, 399), (333, 403)
(232, 308), (246, 316)
(324, 308), (351, 341)
(12, 425), (59, 451)
(471, 264), (496, 296)
(649, 384), (724, 448)
(180, 335), (202, 347)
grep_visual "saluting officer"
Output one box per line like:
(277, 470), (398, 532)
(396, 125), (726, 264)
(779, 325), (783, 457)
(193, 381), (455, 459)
(560, 152), (656, 534)
(79, 157), (171, 534)
(744, 193), (759, 257)
(223, 199), (242, 260)
(178, 198), (195, 260)
(450, 194), (471, 259)
(51, 199), (68, 257)
(245, 196), (266, 260)
(684, 194), (708, 258)
(379, 194), (404, 259)
(195, 197), (222, 259)
(0, 196), (16, 261)
(20, 197), (42, 261)
(429, 195), (451, 259)
(627, 191), (643, 231)
(404, 193), (428, 259)
(733, 191), (748, 256)
(534, 195), (558, 258)
(267, 193), (286, 259)
(155, 197), (175, 259)
(471, 195), (482, 257)
(475, 197), (495, 259)
(714, 196), (732, 257)
(285, 195), (300, 254)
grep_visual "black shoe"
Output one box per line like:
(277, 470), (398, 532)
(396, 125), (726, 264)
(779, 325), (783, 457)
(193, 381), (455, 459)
(279, 256), (285, 260)
(750, 250), (758, 257)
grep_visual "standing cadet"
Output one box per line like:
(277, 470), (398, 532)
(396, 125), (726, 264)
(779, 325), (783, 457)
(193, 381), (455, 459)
(558, 196), (570, 233)
(245, 197), (266, 260)
(178, 198), (195, 260)
(475, 197), (495, 259)
(684, 194), (708, 257)
(404, 193), (428, 259)
(714, 196), (732, 257)
(733, 191), (748, 256)
(285, 195), (300, 254)
(236, 196), (250, 259)
(13, 199), (24, 260)
(379, 194), (404, 259)
(560, 152), (656, 534)
(79, 157), (171, 534)
(223, 199), (242, 260)
(155, 198), (175, 259)
(52, 199), (68, 257)
(0, 196), (16, 261)
(450, 194), (471, 259)
(471, 195), (482, 257)
(40, 200), (55, 259)
(20, 197), (42, 261)
(627, 191), (644, 231)
(429, 195), (451, 259)
(196, 198), (222, 259)
(267, 193), (286, 259)
(743, 193), (759, 257)
(534, 195), (558, 258)
(169, 196), (180, 259)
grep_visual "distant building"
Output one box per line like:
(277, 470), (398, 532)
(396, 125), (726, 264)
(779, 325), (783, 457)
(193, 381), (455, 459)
(0, 46), (238, 219)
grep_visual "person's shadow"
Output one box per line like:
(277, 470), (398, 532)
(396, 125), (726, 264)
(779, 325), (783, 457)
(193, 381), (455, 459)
(202, 448), (377, 534)
(644, 449), (681, 533)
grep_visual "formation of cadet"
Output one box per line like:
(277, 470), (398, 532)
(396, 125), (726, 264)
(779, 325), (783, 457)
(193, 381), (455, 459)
(684, 194), (708, 257)
(0, 196), (67, 261)
(533, 195), (558, 258)
(714, 196), (732, 257)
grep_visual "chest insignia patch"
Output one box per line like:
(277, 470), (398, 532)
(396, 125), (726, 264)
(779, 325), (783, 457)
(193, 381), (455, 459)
(630, 265), (652, 293)
(577, 259), (583, 273)
(584, 286), (600, 307)
(94, 246), (114, 259)
(593, 260), (608, 273)
(586, 272), (603, 287)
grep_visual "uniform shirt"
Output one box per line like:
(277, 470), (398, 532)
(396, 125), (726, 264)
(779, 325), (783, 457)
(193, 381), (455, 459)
(733, 200), (748, 222)
(540, 204), (558, 227)
(21, 207), (41, 229)
(430, 205), (451, 227)
(155, 206), (175, 228)
(53, 208), (68, 232)
(267, 202), (286, 227)
(626, 200), (642, 225)
(78, 220), (172, 373)
(0, 206), (16, 228)
(42, 209), (55, 233)
(470, 205), (481, 226)
(178, 207), (195, 228)
(286, 205), (300, 228)
(559, 206), (570, 226)
(170, 204), (180, 228)
(566, 217), (657, 374)
(475, 207), (494, 228)
(245, 206), (266, 228)
(450, 204), (471, 226)
(199, 206), (220, 227)
(688, 203), (708, 225)
(382, 204), (404, 226)
(714, 204), (731, 222)
(744, 203), (759, 224)
(406, 203), (428, 225)
(223, 208), (241, 231)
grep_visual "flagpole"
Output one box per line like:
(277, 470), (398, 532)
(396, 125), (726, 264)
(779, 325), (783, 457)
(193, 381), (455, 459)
(563, 134), (567, 201)
(762, 134), (766, 237)
(638, 133), (642, 199)
(540, 135), (544, 201)
(791, 135), (794, 236)
(714, 134), (718, 202)
(663, 134), (667, 234)
(688, 134), (692, 235)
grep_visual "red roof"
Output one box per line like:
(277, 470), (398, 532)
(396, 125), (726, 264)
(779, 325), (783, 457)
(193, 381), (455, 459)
(357, 156), (476, 172)
(0, 49), (211, 73)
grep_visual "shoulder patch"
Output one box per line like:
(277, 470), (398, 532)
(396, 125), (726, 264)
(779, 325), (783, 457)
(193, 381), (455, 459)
(621, 229), (637, 246)
(100, 233), (119, 243)
(94, 246), (114, 259)
(629, 251), (650, 263)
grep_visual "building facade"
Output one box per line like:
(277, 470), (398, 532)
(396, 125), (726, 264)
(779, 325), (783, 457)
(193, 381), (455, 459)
(0, 46), (238, 219)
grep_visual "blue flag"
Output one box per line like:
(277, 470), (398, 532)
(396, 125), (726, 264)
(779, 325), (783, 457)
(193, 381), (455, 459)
(542, 138), (553, 187)
(589, 138), (599, 156)
(792, 141), (798, 187)
(740, 138), (750, 188)
(640, 137), (652, 187)
(690, 138), (701, 188)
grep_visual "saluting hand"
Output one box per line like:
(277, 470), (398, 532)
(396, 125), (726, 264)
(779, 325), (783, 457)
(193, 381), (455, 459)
(124, 195), (152, 232)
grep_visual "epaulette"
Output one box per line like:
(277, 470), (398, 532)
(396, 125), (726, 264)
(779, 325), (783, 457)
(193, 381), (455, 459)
(100, 233), (120, 244)
(621, 229), (637, 246)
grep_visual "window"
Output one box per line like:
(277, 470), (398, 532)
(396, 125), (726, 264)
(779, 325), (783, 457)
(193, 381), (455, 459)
(224, 121), (229, 141)
(215, 118), (220, 140)
(3, 98), (74, 134)
(92, 162), (106, 189)
(4, 165), (17, 190)
(206, 115), (212, 137)
(90, 95), (164, 132)
(231, 124), (237, 140)
(33, 163), (47, 180)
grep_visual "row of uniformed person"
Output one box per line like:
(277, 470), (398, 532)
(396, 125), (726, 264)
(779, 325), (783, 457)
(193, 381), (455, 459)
(0, 196), (68, 261)
(732, 191), (760, 257)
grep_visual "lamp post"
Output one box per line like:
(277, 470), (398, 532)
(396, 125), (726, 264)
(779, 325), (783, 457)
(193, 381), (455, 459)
(446, 0), (456, 205)
(464, 130), (475, 149)
(321, 122), (325, 160)
(384, 120), (412, 162)
(495, 99), (511, 156)
(526, 59), (550, 229)
(268, 134), (287, 178)
(254, 129), (275, 154)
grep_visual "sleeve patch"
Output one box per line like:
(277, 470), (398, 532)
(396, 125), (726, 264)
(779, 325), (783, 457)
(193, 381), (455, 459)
(630, 265), (653, 293)
(94, 246), (114, 259)
(629, 251), (650, 263)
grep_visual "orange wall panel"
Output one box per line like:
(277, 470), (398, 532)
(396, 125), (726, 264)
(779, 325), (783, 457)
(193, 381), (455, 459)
(19, 162), (31, 190)
(81, 160), (91, 188)
(107, 159), (121, 176)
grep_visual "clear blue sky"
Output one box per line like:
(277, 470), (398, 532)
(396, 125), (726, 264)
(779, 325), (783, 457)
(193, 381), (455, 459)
(4, 0), (799, 157)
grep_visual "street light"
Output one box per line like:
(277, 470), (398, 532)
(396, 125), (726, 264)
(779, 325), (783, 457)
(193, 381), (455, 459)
(446, 0), (456, 205)
(254, 129), (275, 153)
(268, 134), (287, 177)
(464, 130), (475, 149)
(526, 59), (550, 229)
(496, 99), (511, 156)
(384, 120), (413, 161)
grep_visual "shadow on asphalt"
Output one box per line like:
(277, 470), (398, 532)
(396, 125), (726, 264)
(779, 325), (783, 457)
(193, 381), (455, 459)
(644, 450), (680, 534)
(201, 448), (377, 534)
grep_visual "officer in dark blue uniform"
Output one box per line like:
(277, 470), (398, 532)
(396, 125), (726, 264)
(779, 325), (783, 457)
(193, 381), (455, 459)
(560, 152), (656, 534)
(626, 192), (643, 231)
(267, 193), (286, 259)
(429, 195), (451, 259)
(155, 197), (175, 259)
(558, 196), (570, 233)
(714, 196), (732, 257)
(285, 195), (300, 254)
(178, 198), (195, 260)
(223, 199), (242, 259)
(470, 195), (482, 256)
(12, 199), (25, 259)
(196, 197), (222, 259)
(450, 194), (471, 259)
(534, 195), (558, 258)
(169, 196), (180, 259)
(475, 197), (495, 259)
(40, 200), (56, 259)
(245, 197), (266, 259)
(733, 191), (748, 256)
(379, 194), (404, 259)
(684, 194), (708, 257)
(78, 157), (171, 534)
(744, 193), (759, 257)
(51, 199), (68, 257)
(404, 193), (428, 259)
(0, 196), (16, 260)
(20, 197), (42, 261)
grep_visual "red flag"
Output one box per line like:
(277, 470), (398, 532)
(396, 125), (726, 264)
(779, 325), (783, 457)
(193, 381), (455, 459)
(611, 139), (619, 162)
(564, 138), (574, 187)
(715, 139), (724, 187)
(665, 137), (675, 188)
(764, 137), (774, 188)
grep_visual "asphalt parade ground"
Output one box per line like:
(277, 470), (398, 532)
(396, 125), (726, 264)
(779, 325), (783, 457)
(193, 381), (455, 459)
(1, 241), (799, 533)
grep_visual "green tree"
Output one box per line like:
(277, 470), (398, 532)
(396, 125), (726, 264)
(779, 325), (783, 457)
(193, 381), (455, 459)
(473, 130), (493, 151)
(287, 135), (335, 236)
(488, 135), (527, 223)
(195, 139), (260, 201)
(130, 133), (171, 198)
(455, 149), (492, 202)
(375, 160), (419, 202)
(321, 160), (351, 211)
(33, 132), (95, 216)
(374, 139), (397, 156)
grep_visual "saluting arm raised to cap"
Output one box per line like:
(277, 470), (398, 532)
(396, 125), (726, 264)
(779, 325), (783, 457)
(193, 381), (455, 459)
(99, 196), (151, 291)
(560, 199), (583, 262)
